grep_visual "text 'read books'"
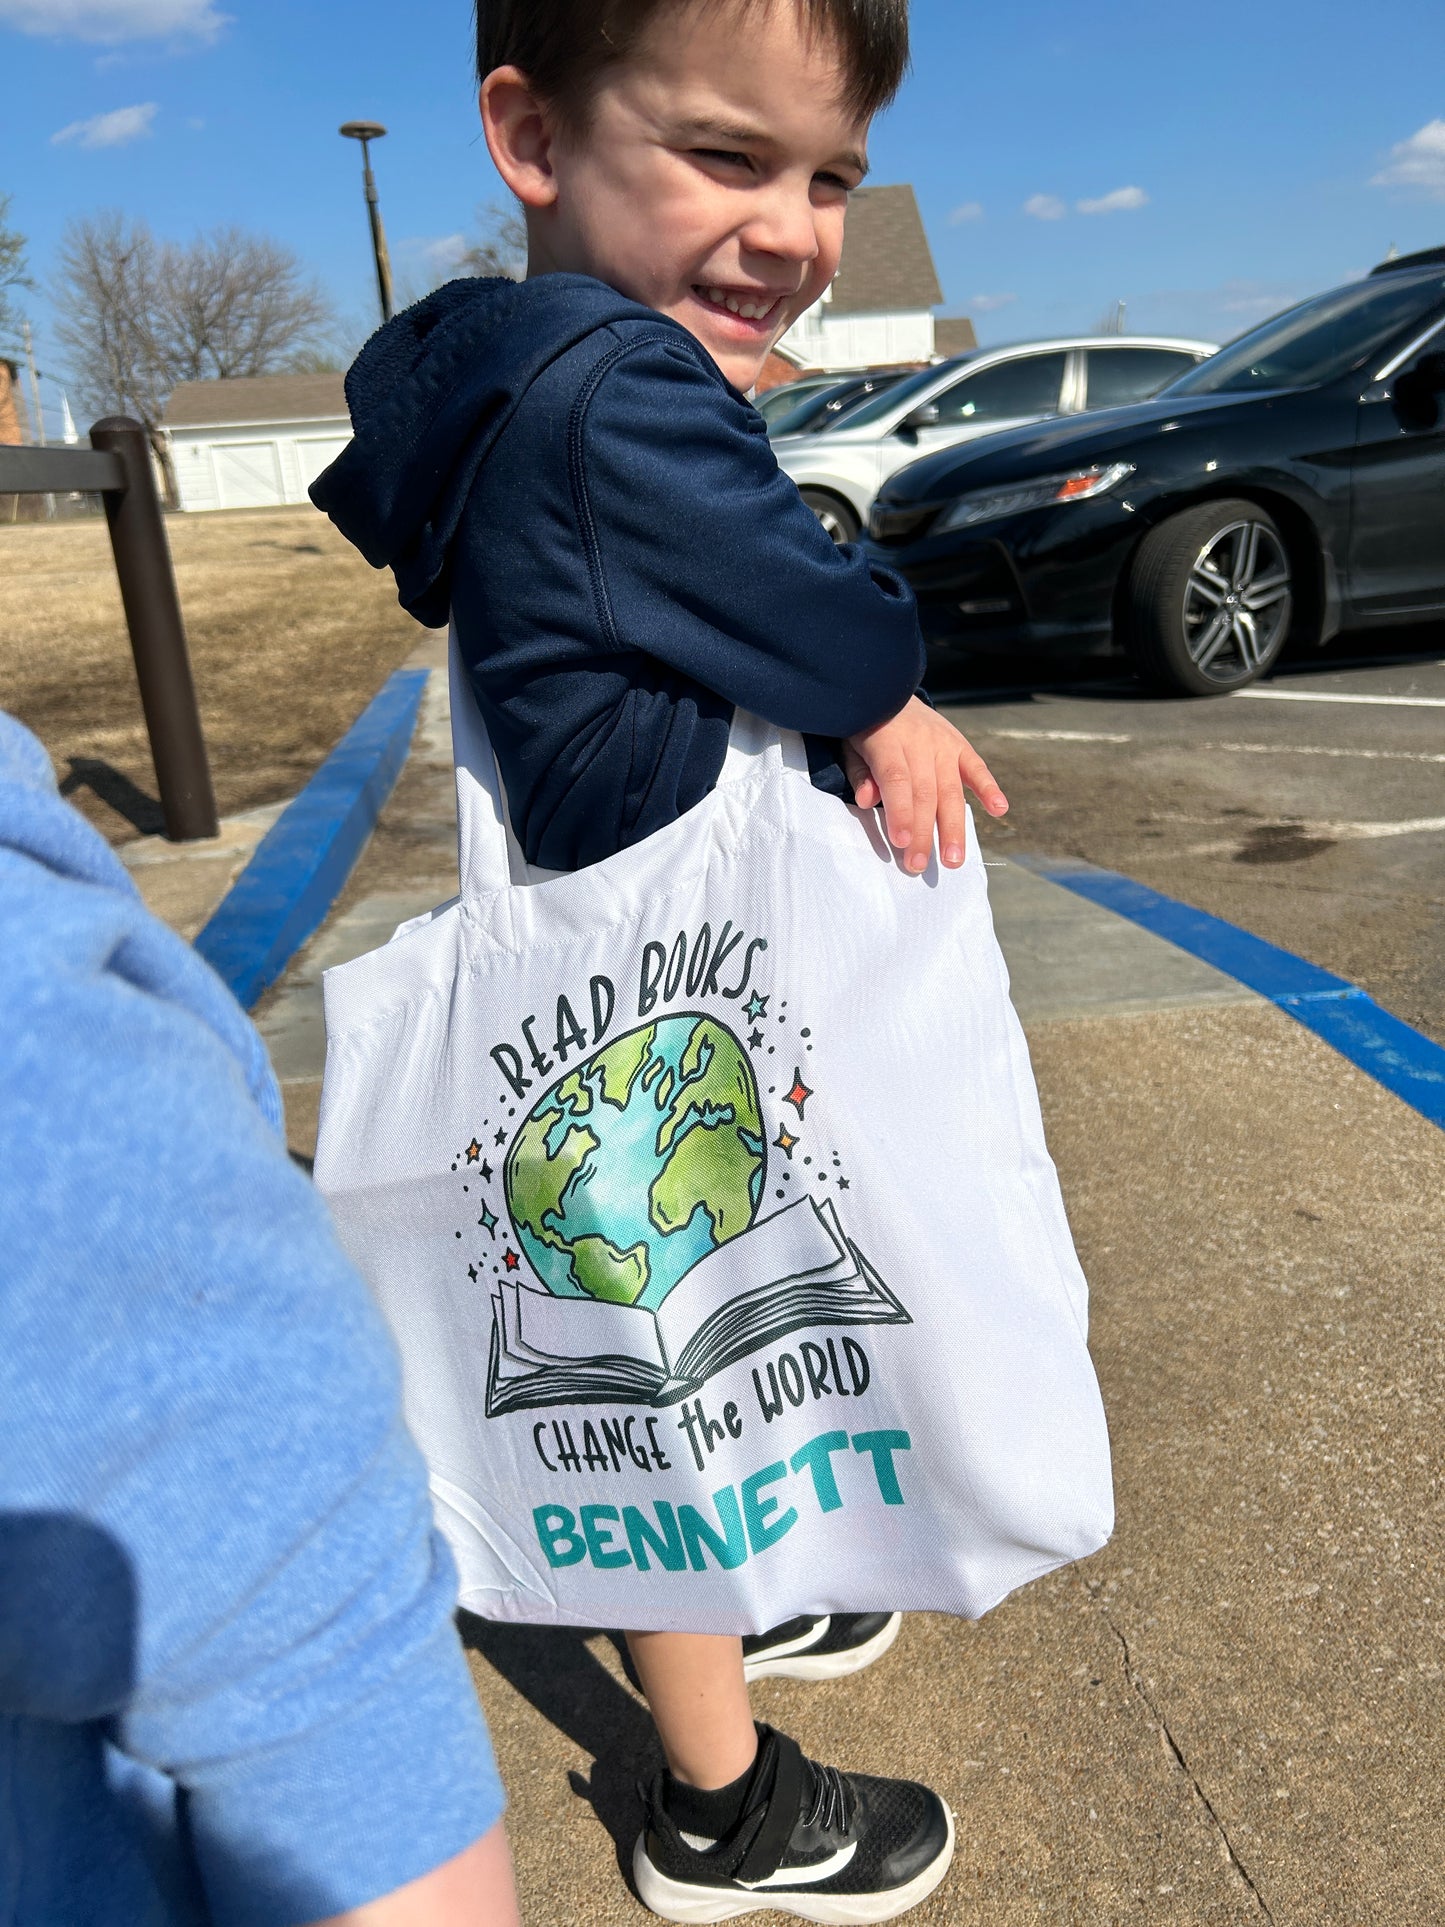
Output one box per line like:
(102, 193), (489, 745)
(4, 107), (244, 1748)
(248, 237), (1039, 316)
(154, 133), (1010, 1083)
(485, 1194), (909, 1414)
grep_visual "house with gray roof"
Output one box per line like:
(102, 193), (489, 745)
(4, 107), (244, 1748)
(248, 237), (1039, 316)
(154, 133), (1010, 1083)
(163, 372), (350, 512)
(777, 183), (946, 371)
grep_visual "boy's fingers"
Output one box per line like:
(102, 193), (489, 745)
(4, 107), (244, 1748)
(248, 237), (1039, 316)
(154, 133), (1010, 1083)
(841, 741), (879, 810)
(935, 752), (969, 868)
(871, 754), (916, 855)
(958, 738), (1009, 816)
(902, 750), (936, 873)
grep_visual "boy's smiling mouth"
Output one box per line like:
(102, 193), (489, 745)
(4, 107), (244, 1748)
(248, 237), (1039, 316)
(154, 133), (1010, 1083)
(693, 284), (789, 326)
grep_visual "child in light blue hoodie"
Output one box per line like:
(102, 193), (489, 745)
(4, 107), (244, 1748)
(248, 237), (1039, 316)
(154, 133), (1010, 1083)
(0, 707), (515, 1927)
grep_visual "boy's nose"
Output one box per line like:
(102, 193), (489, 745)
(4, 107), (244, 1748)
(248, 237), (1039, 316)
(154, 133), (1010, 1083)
(739, 188), (821, 268)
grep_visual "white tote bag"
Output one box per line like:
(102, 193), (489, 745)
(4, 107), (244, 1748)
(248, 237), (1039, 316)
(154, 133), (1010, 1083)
(314, 633), (1113, 1632)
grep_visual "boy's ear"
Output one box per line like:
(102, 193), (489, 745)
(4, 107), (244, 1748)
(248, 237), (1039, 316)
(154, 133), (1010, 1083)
(480, 66), (559, 210)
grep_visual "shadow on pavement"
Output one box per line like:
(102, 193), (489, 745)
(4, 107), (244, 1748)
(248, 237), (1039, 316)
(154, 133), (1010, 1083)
(925, 618), (1445, 708)
(59, 757), (166, 835)
(457, 1612), (658, 1886)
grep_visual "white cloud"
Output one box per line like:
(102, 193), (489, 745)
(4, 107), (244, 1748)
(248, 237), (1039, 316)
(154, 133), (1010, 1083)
(51, 101), (157, 148)
(1023, 193), (1067, 221)
(948, 201), (984, 225)
(401, 233), (469, 275)
(1370, 119), (1445, 198)
(970, 292), (1019, 314)
(1219, 286), (1290, 316)
(0, 0), (227, 42)
(1076, 185), (1149, 215)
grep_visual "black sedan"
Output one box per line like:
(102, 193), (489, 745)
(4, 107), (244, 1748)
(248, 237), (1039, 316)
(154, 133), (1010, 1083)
(865, 249), (1445, 694)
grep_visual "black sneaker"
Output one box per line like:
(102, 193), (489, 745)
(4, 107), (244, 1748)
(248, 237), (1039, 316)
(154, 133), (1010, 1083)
(742, 1613), (902, 1683)
(633, 1724), (954, 1924)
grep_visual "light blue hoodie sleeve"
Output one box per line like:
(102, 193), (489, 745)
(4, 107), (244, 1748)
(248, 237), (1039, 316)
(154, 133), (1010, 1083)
(0, 712), (504, 1927)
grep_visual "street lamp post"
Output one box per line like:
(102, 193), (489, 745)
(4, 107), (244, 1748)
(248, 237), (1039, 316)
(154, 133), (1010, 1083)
(339, 120), (395, 325)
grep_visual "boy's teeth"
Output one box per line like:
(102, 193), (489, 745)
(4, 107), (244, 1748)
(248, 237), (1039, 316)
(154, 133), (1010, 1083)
(700, 286), (774, 321)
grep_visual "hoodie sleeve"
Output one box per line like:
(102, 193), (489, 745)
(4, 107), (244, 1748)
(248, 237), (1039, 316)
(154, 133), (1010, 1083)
(0, 722), (503, 1926)
(573, 333), (926, 739)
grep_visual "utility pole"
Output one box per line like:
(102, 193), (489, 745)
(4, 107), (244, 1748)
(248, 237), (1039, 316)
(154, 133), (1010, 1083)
(22, 319), (54, 518)
(339, 121), (395, 324)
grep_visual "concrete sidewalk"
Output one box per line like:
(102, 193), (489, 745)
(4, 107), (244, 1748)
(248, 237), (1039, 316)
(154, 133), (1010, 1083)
(226, 645), (1443, 1923)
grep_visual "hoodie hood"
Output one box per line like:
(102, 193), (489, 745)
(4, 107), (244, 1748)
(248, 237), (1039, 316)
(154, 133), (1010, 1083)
(310, 273), (664, 627)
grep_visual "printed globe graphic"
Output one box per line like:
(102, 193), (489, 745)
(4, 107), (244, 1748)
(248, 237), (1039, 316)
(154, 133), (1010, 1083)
(504, 1015), (766, 1312)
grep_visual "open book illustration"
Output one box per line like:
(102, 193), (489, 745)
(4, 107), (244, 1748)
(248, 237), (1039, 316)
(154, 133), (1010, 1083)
(485, 1194), (909, 1415)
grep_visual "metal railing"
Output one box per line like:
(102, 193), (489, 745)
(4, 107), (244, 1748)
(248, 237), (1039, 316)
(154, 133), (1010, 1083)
(0, 417), (218, 841)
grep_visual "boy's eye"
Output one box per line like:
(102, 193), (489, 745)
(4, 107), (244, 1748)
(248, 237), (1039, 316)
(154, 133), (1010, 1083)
(693, 148), (755, 171)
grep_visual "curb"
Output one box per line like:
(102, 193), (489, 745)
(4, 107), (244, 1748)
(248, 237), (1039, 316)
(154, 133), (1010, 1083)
(1013, 854), (1445, 1132)
(194, 666), (429, 1010)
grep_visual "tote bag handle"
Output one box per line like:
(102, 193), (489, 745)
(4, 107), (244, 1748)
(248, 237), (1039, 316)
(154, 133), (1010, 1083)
(447, 622), (810, 903)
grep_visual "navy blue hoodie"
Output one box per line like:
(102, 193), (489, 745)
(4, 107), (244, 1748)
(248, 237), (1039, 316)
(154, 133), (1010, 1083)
(312, 273), (926, 872)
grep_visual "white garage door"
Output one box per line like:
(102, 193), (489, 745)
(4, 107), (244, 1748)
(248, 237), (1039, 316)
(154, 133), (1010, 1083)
(213, 441), (284, 509)
(294, 435), (351, 492)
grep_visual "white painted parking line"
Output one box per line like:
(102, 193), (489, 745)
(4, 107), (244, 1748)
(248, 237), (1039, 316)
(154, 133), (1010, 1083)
(1183, 815), (1445, 855)
(1231, 689), (1445, 708)
(987, 728), (1133, 744)
(983, 728), (1445, 764)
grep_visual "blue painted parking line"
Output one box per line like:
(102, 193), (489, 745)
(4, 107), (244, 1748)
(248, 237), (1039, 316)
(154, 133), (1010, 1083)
(195, 666), (429, 1010)
(1013, 853), (1445, 1131)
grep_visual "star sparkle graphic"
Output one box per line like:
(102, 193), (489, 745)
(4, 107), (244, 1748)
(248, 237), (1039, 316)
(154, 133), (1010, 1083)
(748, 1028), (764, 1051)
(478, 1204), (498, 1238)
(494, 1127), (507, 1146)
(837, 1176), (850, 1190)
(480, 1159), (493, 1184)
(744, 991), (768, 1023)
(772, 1125), (798, 1160)
(784, 1069), (813, 1118)
(467, 1263), (478, 1282)
(502, 1248), (521, 1271)
(465, 1139), (481, 1163)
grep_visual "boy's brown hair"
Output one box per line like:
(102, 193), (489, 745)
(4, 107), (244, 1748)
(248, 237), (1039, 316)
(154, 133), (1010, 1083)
(474, 0), (909, 124)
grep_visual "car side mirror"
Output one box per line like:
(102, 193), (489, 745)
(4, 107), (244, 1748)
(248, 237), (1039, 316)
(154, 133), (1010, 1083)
(1393, 351), (1445, 430)
(901, 402), (941, 431)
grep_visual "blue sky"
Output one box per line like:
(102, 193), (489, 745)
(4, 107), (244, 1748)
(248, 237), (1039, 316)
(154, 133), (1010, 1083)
(5, 0), (1445, 433)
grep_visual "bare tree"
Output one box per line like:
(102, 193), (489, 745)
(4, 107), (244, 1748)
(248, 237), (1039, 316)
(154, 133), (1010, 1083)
(52, 212), (162, 446)
(52, 211), (332, 500)
(454, 201), (527, 281)
(150, 227), (332, 382)
(0, 191), (31, 347)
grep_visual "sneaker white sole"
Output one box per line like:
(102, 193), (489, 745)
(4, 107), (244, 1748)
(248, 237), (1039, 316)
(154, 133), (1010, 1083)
(743, 1613), (903, 1683)
(633, 1799), (955, 1925)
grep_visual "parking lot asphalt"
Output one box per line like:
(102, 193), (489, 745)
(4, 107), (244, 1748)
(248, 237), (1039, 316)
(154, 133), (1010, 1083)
(932, 624), (1445, 1048)
(238, 637), (1445, 1926)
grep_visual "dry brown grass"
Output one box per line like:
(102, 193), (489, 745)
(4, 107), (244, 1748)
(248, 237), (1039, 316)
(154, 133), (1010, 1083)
(1, 504), (427, 842)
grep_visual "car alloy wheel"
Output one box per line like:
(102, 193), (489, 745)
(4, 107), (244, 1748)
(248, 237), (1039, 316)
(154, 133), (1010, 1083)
(1125, 497), (1297, 696)
(1181, 519), (1292, 685)
(799, 487), (861, 545)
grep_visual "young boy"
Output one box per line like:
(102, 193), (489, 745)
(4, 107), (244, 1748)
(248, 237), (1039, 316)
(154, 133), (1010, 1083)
(315, 1), (1010, 1918)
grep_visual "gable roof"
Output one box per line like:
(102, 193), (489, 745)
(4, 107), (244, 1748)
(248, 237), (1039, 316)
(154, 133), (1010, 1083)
(164, 372), (348, 429)
(933, 316), (979, 356)
(828, 184), (944, 315)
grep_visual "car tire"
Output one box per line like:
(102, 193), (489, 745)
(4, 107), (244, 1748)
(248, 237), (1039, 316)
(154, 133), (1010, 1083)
(799, 488), (861, 545)
(1125, 498), (1294, 695)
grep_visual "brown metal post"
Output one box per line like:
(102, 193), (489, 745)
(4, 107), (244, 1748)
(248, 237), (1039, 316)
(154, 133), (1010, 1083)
(91, 417), (219, 841)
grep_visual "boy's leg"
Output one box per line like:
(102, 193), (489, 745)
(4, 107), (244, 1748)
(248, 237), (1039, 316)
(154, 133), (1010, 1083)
(625, 1631), (757, 1787)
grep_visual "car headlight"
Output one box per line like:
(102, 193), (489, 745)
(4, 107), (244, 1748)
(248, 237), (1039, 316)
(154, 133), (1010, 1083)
(933, 461), (1136, 532)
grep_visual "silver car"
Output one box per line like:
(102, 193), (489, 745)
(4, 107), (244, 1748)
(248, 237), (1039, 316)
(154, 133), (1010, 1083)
(774, 335), (1218, 542)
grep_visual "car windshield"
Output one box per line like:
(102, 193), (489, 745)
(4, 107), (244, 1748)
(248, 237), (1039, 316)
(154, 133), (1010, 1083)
(754, 380), (838, 422)
(1164, 274), (1445, 396)
(765, 383), (857, 435)
(816, 358), (974, 432)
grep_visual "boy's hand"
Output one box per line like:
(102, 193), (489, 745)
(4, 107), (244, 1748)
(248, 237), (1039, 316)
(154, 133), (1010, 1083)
(843, 697), (1009, 873)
